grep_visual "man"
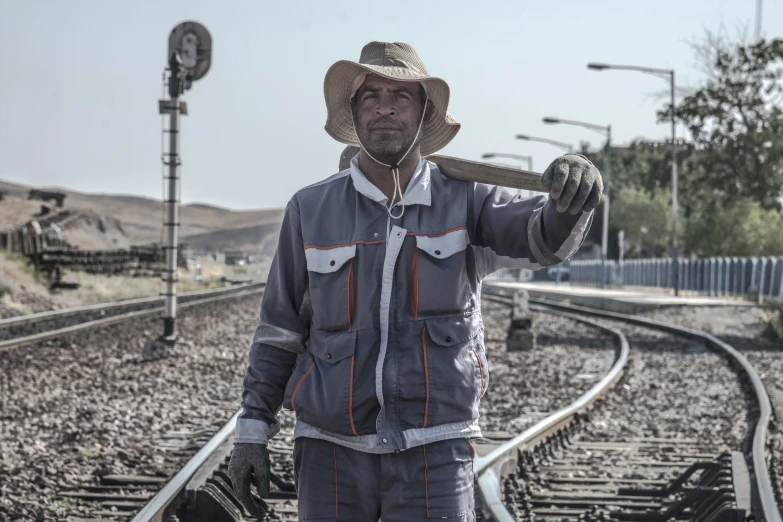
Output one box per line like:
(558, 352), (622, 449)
(229, 41), (602, 521)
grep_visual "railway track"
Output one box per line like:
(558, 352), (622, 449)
(476, 284), (779, 522)
(0, 281), (265, 352)
(65, 293), (612, 522)
(27, 283), (779, 521)
(0, 283), (267, 521)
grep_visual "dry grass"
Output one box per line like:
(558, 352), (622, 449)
(194, 256), (272, 283)
(762, 302), (783, 342)
(0, 252), (53, 315)
(50, 263), (251, 308)
(0, 196), (46, 231)
(0, 252), (271, 315)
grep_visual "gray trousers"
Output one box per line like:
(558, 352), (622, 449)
(293, 437), (476, 521)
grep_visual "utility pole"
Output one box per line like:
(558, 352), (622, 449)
(756, 0), (763, 41)
(617, 229), (625, 287)
(587, 62), (679, 295)
(670, 72), (679, 296)
(602, 126), (611, 289)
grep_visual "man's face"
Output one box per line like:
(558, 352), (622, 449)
(352, 75), (426, 161)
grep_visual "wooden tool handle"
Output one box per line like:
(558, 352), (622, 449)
(427, 154), (547, 193)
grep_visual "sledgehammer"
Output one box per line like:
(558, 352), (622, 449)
(339, 146), (547, 192)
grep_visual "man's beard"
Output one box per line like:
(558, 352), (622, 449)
(355, 116), (419, 163)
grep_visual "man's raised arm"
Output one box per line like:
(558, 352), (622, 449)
(467, 154), (602, 277)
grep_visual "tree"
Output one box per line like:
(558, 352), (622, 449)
(684, 197), (783, 257)
(659, 38), (783, 211)
(583, 135), (783, 258)
(582, 141), (690, 258)
(609, 187), (674, 258)
(578, 35), (783, 260)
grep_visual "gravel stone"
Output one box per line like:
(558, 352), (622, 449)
(0, 295), (623, 521)
(0, 293), (263, 521)
(479, 300), (615, 435)
(641, 304), (783, 511)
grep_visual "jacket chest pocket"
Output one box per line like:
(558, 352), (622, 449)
(412, 228), (472, 318)
(305, 245), (356, 332)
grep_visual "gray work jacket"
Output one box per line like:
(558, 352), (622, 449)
(236, 155), (593, 453)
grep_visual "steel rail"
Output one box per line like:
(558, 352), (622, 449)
(128, 286), (778, 522)
(484, 283), (781, 522)
(130, 409), (241, 522)
(0, 281), (264, 330)
(476, 292), (630, 522)
(0, 285), (265, 352)
(127, 294), (624, 522)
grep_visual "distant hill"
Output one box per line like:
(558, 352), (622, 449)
(0, 179), (28, 197)
(183, 221), (283, 258)
(0, 179), (283, 255)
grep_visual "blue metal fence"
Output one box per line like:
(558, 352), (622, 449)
(568, 257), (783, 302)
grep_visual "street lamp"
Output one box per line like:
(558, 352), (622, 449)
(543, 116), (612, 289)
(516, 134), (573, 154)
(481, 152), (533, 171)
(515, 136), (573, 286)
(482, 153), (534, 201)
(588, 61), (679, 296)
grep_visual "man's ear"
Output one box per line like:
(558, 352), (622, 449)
(423, 99), (436, 124)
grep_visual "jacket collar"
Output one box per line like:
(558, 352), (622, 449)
(349, 155), (432, 207)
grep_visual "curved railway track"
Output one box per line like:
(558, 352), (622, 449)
(0, 282), (265, 352)
(130, 284), (779, 522)
(9, 282), (778, 521)
(84, 293), (617, 522)
(0, 284), (268, 521)
(476, 285), (779, 522)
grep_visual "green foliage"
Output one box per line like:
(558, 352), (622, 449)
(609, 187), (674, 258)
(583, 141), (783, 258)
(582, 141), (689, 197)
(580, 36), (783, 260)
(683, 198), (783, 257)
(658, 38), (783, 211)
(761, 302), (783, 343)
(0, 280), (11, 298)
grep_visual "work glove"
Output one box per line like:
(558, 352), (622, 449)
(541, 154), (603, 215)
(228, 443), (271, 518)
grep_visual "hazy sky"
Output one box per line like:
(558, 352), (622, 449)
(1, 0), (780, 210)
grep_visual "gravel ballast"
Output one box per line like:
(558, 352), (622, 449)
(579, 317), (750, 447)
(499, 313), (754, 521)
(478, 300), (615, 435)
(12, 294), (759, 519)
(0, 293), (264, 520)
(641, 304), (783, 511)
(1, 295), (615, 520)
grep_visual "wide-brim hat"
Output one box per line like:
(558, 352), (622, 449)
(324, 41), (460, 157)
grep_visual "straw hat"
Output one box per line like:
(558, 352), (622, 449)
(323, 41), (460, 156)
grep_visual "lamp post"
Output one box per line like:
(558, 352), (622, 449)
(515, 134), (573, 154)
(482, 153), (535, 204)
(588, 62), (679, 296)
(542, 117), (612, 289)
(481, 152), (533, 171)
(515, 136), (573, 286)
